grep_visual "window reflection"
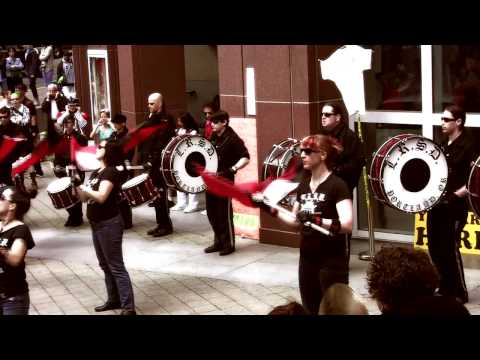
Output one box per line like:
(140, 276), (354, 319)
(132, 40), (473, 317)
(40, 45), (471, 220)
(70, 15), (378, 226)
(88, 56), (110, 124)
(364, 45), (422, 111)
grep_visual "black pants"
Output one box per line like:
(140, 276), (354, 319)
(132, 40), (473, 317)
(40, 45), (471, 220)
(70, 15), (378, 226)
(298, 249), (349, 315)
(150, 168), (172, 230)
(119, 198), (132, 228)
(67, 202), (83, 223)
(28, 76), (39, 100)
(427, 202), (468, 301)
(205, 193), (235, 250)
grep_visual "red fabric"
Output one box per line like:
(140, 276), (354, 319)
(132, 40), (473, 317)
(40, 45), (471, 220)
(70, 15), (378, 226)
(122, 123), (168, 154)
(0, 137), (25, 164)
(204, 120), (213, 140)
(70, 136), (97, 170)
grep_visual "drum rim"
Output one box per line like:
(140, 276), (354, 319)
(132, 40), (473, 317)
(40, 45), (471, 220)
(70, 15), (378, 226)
(262, 138), (300, 181)
(467, 155), (480, 218)
(122, 173), (149, 189)
(46, 177), (73, 193)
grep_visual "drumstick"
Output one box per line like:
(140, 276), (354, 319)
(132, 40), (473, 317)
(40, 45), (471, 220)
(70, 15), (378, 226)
(266, 202), (333, 236)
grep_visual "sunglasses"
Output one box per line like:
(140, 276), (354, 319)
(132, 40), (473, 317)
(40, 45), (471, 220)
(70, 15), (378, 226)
(300, 148), (320, 155)
(441, 117), (457, 122)
(321, 112), (336, 117)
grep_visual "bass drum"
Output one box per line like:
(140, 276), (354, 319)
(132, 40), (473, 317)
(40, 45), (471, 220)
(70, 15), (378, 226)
(369, 134), (448, 213)
(262, 138), (301, 181)
(161, 135), (218, 194)
(467, 155), (480, 218)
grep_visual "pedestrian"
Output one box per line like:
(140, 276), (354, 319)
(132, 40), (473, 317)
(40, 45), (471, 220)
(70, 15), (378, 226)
(0, 185), (35, 315)
(39, 45), (54, 87)
(56, 98), (88, 136)
(4, 48), (24, 93)
(56, 50), (75, 99)
(41, 83), (68, 123)
(90, 109), (114, 144)
(76, 140), (136, 315)
(171, 112), (201, 213)
(23, 45), (41, 105)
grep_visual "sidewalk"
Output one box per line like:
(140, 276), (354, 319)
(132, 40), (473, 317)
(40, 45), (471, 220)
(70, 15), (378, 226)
(23, 165), (480, 315)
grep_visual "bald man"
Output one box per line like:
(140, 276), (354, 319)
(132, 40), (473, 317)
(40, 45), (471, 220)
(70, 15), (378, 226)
(41, 83), (68, 123)
(137, 92), (176, 237)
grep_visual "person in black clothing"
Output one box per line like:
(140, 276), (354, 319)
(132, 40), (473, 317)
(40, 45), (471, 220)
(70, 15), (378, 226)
(0, 107), (27, 187)
(0, 185), (35, 315)
(138, 92), (176, 237)
(107, 113), (133, 229)
(204, 111), (250, 256)
(366, 246), (470, 316)
(76, 140), (135, 315)
(321, 103), (365, 259)
(41, 83), (68, 123)
(23, 45), (41, 105)
(256, 134), (353, 314)
(427, 104), (478, 304)
(53, 115), (87, 227)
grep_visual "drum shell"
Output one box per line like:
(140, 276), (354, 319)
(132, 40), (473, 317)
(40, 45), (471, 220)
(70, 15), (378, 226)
(262, 139), (300, 182)
(161, 135), (184, 189)
(46, 178), (79, 209)
(121, 174), (159, 207)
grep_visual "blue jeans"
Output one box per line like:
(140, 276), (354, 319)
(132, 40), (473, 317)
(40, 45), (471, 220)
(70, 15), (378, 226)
(90, 214), (135, 310)
(0, 293), (30, 315)
(42, 69), (54, 87)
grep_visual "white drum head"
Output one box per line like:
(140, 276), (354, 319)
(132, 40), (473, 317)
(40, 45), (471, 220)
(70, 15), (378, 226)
(381, 136), (448, 212)
(122, 173), (149, 190)
(46, 177), (72, 194)
(170, 135), (218, 193)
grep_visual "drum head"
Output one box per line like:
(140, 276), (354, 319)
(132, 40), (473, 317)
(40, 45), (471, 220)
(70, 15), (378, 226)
(122, 173), (149, 190)
(46, 177), (72, 193)
(378, 135), (448, 213)
(166, 135), (218, 193)
(468, 157), (480, 218)
(262, 139), (300, 181)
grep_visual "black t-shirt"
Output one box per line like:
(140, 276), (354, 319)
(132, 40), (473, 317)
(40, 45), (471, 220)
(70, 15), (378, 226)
(296, 173), (351, 260)
(0, 224), (35, 296)
(86, 167), (121, 222)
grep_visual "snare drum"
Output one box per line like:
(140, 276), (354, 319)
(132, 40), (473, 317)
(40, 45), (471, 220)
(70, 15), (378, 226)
(262, 138), (301, 181)
(467, 156), (480, 218)
(46, 177), (79, 209)
(121, 173), (159, 207)
(369, 134), (448, 213)
(161, 135), (218, 194)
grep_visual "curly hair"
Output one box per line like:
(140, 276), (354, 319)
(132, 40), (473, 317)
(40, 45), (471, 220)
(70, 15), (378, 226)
(366, 247), (439, 310)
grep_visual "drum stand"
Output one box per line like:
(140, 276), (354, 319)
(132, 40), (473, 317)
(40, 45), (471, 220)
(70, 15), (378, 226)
(355, 112), (376, 261)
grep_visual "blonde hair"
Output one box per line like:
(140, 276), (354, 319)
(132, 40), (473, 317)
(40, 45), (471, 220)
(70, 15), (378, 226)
(319, 283), (369, 315)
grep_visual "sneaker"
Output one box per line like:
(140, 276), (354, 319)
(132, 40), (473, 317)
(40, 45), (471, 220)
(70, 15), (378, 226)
(183, 206), (200, 213)
(170, 204), (186, 211)
(201, 210), (207, 215)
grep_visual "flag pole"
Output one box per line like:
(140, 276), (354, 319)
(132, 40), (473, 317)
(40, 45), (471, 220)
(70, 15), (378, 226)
(355, 111), (376, 261)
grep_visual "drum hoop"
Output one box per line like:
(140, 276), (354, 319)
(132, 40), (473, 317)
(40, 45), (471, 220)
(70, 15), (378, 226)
(123, 173), (149, 189)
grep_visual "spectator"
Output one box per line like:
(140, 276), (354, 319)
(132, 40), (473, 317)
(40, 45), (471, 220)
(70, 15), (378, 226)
(200, 102), (218, 140)
(90, 109), (114, 144)
(0, 53), (7, 91)
(171, 112), (201, 213)
(268, 301), (308, 315)
(23, 45), (41, 105)
(318, 283), (369, 315)
(41, 83), (68, 123)
(0, 185), (35, 315)
(56, 98), (88, 136)
(56, 50), (75, 99)
(9, 92), (30, 128)
(39, 45), (54, 87)
(366, 246), (470, 316)
(4, 48), (24, 93)
(0, 90), (11, 108)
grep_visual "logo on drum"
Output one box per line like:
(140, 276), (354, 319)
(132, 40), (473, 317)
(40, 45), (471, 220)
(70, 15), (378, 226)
(371, 135), (448, 213)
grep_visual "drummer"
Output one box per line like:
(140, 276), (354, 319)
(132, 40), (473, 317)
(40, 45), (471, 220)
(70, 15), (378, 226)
(426, 104), (478, 304)
(53, 115), (88, 227)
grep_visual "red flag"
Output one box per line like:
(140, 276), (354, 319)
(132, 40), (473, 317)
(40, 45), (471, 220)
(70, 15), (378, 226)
(122, 123), (168, 154)
(0, 136), (26, 164)
(70, 137), (99, 171)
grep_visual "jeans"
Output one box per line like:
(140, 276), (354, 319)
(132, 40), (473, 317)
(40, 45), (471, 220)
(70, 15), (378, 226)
(91, 213), (135, 310)
(43, 69), (54, 87)
(0, 293), (30, 315)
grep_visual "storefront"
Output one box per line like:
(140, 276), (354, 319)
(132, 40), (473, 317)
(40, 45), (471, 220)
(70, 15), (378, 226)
(72, 45), (480, 247)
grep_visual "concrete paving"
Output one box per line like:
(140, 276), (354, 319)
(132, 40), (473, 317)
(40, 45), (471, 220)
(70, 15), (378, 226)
(16, 160), (480, 315)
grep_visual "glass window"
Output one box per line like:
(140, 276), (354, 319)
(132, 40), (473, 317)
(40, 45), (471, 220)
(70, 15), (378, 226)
(87, 51), (110, 124)
(357, 123), (422, 235)
(433, 45), (480, 113)
(363, 45), (422, 111)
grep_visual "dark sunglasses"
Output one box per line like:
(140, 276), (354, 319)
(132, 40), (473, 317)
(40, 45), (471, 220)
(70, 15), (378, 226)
(300, 148), (319, 155)
(321, 112), (336, 117)
(441, 117), (457, 122)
